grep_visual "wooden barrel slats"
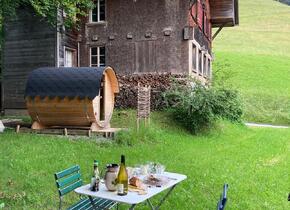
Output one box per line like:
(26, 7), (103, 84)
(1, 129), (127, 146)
(24, 67), (119, 131)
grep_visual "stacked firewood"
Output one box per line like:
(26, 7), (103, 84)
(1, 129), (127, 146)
(115, 73), (185, 110)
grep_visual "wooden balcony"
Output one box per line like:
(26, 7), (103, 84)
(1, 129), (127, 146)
(210, 0), (239, 27)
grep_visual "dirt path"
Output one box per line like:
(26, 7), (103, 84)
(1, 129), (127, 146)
(245, 123), (289, 129)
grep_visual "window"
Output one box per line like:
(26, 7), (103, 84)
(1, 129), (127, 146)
(203, 55), (207, 76)
(90, 47), (106, 67)
(207, 59), (211, 78)
(65, 48), (76, 67)
(91, 0), (105, 22)
(192, 44), (197, 72)
(198, 50), (202, 75)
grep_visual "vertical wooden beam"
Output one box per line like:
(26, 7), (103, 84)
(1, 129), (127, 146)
(16, 125), (20, 133)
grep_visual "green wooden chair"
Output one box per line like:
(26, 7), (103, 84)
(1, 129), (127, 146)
(217, 184), (228, 210)
(54, 165), (117, 210)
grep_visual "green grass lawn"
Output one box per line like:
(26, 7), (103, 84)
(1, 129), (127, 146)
(0, 111), (289, 209)
(213, 0), (290, 125)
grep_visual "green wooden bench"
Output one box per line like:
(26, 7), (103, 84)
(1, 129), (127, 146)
(54, 165), (117, 210)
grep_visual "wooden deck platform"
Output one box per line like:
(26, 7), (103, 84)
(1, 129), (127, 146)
(15, 125), (122, 138)
(3, 120), (122, 138)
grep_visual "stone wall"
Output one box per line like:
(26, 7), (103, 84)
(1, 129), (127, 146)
(115, 73), (186, 110)
(79, 0), (190, 75)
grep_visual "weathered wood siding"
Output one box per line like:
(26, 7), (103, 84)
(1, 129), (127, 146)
(3, 7), (56, 109)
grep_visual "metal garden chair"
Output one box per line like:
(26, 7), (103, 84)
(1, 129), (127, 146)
(54, 165), (117, 210)
(217, 184), (228, 210)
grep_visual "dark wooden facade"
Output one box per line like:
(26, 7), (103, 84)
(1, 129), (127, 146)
(1, 0), (239, 112)
(2, 7), (56, 109)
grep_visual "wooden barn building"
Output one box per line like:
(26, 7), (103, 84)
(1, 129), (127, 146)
(1, 0), (239, 114)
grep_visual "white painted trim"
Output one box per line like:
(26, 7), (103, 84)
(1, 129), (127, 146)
(77, 42), (80, 67)
(97, 47), (100, 67)
(189, 39), (213, 79)
(98, 0), (100, 22)
(56, 31), (60, 67)
(204, 54), (207, 76)
(195, 45), (198, 74)
(63, 45), (66, 67)
(89, 47), (92, 67)
(188, 41), (192, 75)
(201, 51), (205, 76)
(89, 9), (92, 23)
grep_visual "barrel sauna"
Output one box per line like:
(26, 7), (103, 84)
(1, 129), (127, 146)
(24, 67), (119, 131)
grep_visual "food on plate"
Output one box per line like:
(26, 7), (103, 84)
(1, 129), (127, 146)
(143, 174), (170, 187)
(129, 176), (142, 188)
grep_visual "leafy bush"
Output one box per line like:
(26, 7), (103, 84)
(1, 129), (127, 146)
(163, 78), (243, 133)
(212, 88), (243, 122)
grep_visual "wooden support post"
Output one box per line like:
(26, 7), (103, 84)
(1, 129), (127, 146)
(31, 121), (46, 130)
(16, 125), (20, 133)
(212, 23), (227, 40)
(64, 128), (68, 136)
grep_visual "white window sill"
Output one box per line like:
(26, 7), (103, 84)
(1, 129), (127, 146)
(86, 21), (107, 26)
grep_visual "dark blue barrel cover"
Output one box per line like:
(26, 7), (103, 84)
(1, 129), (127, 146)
(25, 67), (107, 100)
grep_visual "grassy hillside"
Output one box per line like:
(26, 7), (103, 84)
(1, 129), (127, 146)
(213, 0), (290, 125)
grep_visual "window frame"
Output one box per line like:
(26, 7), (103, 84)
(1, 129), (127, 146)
(90, 0), (106, 23)
(207, 58), (211, 79)
(64, 47), (77, 67)
(90, 46), (106, 67)
(198, 50), (202, 76)
(192, 43), (197, 73)
(203, 54), (207, 77)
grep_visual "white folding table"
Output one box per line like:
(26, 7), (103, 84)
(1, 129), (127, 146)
(75, 172), (187, 210)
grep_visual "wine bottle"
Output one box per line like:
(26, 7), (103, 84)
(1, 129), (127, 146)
(116, 155), (128, 196)
(94, 160), (100, 191)
(90, 160), (100, 191)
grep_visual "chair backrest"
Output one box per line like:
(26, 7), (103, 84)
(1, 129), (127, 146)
(217, 184), (228, 210)
(54, 165), (83, 198)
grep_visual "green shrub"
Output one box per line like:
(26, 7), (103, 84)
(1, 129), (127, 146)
(212, 88), (243, 122)
(163, 78), (243, 133)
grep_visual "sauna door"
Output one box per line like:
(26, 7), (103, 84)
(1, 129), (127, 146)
(99, 73), (114, 125)
(99, 75), (105, 121)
